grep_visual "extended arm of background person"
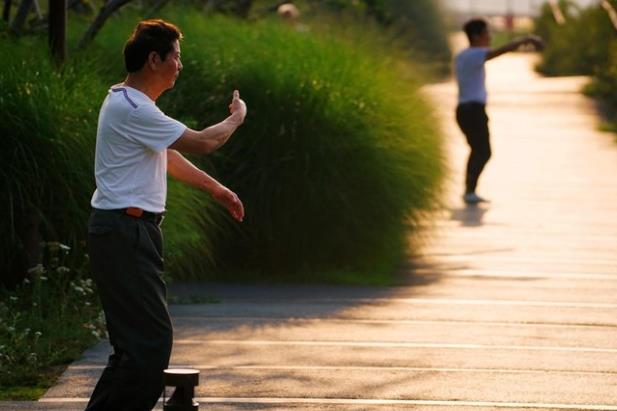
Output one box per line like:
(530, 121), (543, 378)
(169, 90), (247, 154)
(486, 35), (545, 61)
(167, 149), (244, 222)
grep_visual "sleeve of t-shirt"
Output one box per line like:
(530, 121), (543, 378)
(128, 103), (187, 152)
(467, 47), (489, 67)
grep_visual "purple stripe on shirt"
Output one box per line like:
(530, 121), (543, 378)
(111, 87), (138, 109)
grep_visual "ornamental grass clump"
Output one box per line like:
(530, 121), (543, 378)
(534, 1), (616, 77)
(153, 13), (444, 281)
(0, 38), (103, 286)
(534, 0), (617, 127)
(3, 9), (445, 284)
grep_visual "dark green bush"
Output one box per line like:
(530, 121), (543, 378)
(589, 41), (617, 107)
(0, 32), (221, 284)
(153, 13), (444, 280)
(0, 38), (102, 286)
(3, 9), (444, 284)
(277, 0), (452, 77)
(535, 1), (615, 76)
(535, 0), (617, 119)
(379, 0), (452, 76)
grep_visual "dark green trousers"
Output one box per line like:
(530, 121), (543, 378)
(85, 209), (172, 411)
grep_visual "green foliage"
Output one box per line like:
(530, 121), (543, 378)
(588, 29), (617, 108)
(152, 13), (444, 280)
(0, 37), (103, 286)
(535, 0), (617, 124)
(0, 243), (104, 392)
(267, 0), (452, 76)
(2, 8), (444, 284)
(535, 1), (616, 76)
(378, 0), (452, 75)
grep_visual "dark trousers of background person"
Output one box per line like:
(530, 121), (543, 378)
(86, 209), (173, 411)
(456, 102), (492, 194)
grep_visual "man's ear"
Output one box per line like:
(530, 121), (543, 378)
(148, 51), (160, 70)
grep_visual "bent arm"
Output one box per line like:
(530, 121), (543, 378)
(169, 90), (247, 155)
(486, 35), (544, 61)
(167, 149), (217, 191)
(167, 149), (244, 221)
(169, 116), (242, 154)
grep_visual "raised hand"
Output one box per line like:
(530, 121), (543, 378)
(228, 90), (247, 125)
(524, 35), (545, 51)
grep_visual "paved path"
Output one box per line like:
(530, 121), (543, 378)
(6, 53), (617, 410)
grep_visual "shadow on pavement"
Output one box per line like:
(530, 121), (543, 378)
(449, 203), (489, 227)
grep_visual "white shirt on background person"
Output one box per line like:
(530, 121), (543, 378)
(455, 47), (489, 105)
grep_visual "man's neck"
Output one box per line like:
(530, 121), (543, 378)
(470, 39), (489, 48)
(124, 74), (162, 102)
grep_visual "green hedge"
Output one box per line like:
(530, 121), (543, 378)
(151, 13), (444, 281)
(535, 0), (616, 77)
(0, 37), (101, 286)
(535, 0), (617, 109)
(380, 0), (452, 76)
(286, 0), (452, 77)
(2, 10), (444, 284)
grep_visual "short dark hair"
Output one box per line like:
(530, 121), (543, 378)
(123, 19), (183, 73)
(463, 18), (488, 43)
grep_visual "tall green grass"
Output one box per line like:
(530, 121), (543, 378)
(534, 0), (617, 121)
(0, 29), (222, 284)
(3, 9), (444, 284)
(141, 12), (444, 281)
(260, 0), (452, 77)
(535, 0), (615, 77)
(379, 0), (452, 76)
(0, 37), (103, 286)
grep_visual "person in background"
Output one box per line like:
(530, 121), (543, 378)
(277, 2), (300, 23)
(455, 18), (543, 204)
(86, 19), (246, 411)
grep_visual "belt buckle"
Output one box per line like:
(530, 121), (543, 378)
(126, 207), (144, 218)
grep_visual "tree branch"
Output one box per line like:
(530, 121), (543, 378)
(78, 0), (133, 49)
(3, 0), (12, 22)
(10, 0), (33, 32)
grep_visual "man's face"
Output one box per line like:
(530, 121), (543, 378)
(159, 40), (182, 90)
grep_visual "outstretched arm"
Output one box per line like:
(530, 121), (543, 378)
(486, 35), (544, 61)
(167, 149), (244, 222)
(169, 90), (247, 155)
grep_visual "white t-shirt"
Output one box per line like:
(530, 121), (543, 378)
(90, 85), (186, 213)
(455, 47), (489, 105)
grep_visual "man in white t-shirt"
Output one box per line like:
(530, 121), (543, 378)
(455, 18), (543, 204)
(86, 19), (246, 411)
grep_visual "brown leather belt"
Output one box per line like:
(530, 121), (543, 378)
(107, 207), (166, 225)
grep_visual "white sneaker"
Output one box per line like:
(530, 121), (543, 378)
(463, 192), (488, 204)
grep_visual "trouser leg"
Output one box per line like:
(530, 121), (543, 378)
(85, 210), (172, 411)
(456, 104), (491, 194)
(465, 137), (491, 194)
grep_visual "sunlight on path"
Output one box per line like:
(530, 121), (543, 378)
(422, 51), (617, 273)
